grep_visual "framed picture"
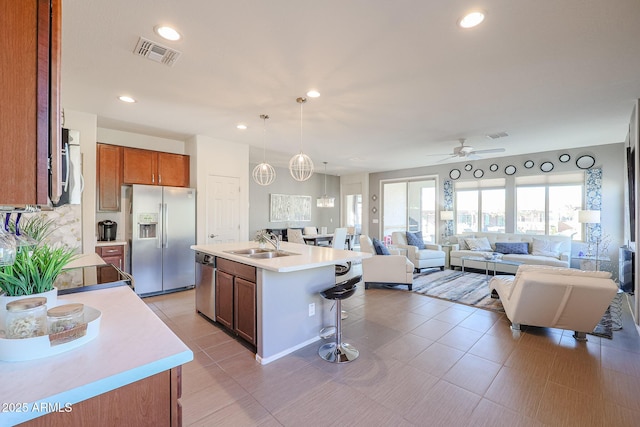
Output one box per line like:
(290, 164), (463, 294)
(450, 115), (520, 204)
(270, 194), (312, 222)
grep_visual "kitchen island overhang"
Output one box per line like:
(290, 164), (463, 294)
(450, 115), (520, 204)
(191, 242), (372, 364)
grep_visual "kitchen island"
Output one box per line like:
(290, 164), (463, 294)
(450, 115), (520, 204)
(191, 241), (371, 364)
(0, 286), (192, 426)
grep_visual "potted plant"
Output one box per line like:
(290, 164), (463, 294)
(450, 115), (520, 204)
(254, 230), (270, 248)
(0, 214), (77, 301)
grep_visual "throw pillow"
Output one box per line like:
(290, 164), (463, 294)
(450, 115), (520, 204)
(495, 242), (529, 255)
(406, 231), (426, 249)
(456, 235), (474, 250)
(531, 238), (562, 258)
(464, 237), (492, 251)
(372, 238), (391, 255)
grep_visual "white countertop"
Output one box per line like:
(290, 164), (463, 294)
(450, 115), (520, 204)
(191, 241), (371, 272)
(63, 252), (107, 269)
(95, 240), (127, 247)
(0, 286), (193, 425)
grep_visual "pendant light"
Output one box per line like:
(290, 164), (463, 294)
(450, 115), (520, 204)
(289, 97), (314, 181)
(252, 114), (276, 186)
(317, 162), (335, 208)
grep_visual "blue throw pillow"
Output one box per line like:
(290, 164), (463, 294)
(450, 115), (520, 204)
(372, 238), (390, 255)
(495, 242), (529, 255)
(406, 231), (426, 250)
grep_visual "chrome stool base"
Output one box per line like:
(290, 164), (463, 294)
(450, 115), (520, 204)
(318, 342), (359, 363)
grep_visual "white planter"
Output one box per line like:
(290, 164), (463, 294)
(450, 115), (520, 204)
(0, 287), (58, 336)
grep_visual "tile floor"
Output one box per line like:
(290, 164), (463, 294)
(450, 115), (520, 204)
(145, 266), (640, 427)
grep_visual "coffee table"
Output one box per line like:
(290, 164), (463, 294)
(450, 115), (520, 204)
(460, 256), (523, 279)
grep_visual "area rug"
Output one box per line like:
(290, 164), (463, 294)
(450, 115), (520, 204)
(411, 270), (504, 313)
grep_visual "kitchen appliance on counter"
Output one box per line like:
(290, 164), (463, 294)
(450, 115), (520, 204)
(98, 220), (118, 241)
(130, 185), (196, 296)
(195, 251), (216, 321)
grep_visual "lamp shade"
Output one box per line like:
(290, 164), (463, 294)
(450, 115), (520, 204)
(440, 210), (454, 221)
(578, 210), (600, 224)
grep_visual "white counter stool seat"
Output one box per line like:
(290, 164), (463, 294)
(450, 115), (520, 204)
(318, 275), (361, 363)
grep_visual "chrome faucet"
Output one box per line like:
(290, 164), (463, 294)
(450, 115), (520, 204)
(266, 232), (280, 251)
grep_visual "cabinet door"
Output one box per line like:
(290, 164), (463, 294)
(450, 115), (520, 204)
(234, 277), (256, 345)
(158, 152), (190, 187)
(215, 270), (234, 329)
(123, 147), (157, 185)
(96, 144), (122, 211)
(0, 0), (59, 206)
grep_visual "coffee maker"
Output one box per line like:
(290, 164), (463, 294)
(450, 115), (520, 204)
(98, 220), (118, 241)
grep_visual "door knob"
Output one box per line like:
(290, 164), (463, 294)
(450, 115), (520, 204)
(209, 234), (218, 238)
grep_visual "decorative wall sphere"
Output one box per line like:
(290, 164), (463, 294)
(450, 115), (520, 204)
(252, 162), (276, 186)
(289, 152), (314, 182)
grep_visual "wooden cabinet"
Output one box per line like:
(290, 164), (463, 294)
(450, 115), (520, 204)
(20, 367), (183, 427)
(96, 245), (125, 283)
(0, 0), (62, 206)
(123, 147), (190, 187)
(215, 258), (257, 346)
(96, 143), (122, 211)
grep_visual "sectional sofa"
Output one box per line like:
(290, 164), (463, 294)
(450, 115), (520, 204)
(448, 232), (572, 274)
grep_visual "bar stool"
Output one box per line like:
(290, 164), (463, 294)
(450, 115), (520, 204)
(318, 275), (361, 363)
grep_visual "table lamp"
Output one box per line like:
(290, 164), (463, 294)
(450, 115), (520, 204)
(578, 209), (600, 258)
(440, 210), (454, 243)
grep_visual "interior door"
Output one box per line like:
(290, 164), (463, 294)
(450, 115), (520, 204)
(206, 175), (240, 244)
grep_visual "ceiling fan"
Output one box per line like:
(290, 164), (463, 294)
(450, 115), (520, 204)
(429, 138), (506, 161)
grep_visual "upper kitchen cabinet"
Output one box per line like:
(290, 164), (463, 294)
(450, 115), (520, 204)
(97, 143), (122, 211)
(123, 147), (190, 187)
(0, 0), (62, 207)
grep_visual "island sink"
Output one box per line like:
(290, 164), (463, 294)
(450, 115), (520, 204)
(224, 248), (298, 258)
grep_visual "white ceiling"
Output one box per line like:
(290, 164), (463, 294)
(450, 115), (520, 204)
(61, 0), (640, 176)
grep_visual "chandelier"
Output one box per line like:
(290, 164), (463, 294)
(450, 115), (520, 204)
(317, 162), (335, 208)
(252, 114), (276, 186)
(289, 97), (314, 181)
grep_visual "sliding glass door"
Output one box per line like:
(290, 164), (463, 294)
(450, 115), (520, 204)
(382, 178), (436, 244)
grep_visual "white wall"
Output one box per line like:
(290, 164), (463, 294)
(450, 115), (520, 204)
(97, 128), (186, 154)
(188, 135), (250, 244)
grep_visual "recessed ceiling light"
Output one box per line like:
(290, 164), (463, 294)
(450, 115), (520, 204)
(458, 11), (485, 29)
(118, 95), (136, 103)
(154, 25), (181, 41)
(306, 90), (320, 98)
(237, 124), (247, 130)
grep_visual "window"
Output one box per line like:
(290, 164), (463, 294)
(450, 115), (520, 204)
(344, 194), (362, 235)
(454, 179), (505, 233)
(382, 178), (436, 243)
(515, 173), (584, 239)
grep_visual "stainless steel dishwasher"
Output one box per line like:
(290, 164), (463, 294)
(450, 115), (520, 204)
(195, 251), (216, 321)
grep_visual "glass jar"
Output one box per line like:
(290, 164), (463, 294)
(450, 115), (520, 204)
(5, 297), (47, 339)
(47, 303), (84, 334)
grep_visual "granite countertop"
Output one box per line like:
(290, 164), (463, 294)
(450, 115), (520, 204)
(191, 241), (371, 273)
(0, 286), (192, 425)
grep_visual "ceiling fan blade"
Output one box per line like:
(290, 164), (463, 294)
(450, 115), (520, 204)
(466, 153), (481, 160)
(472, 148), (506, 154)
(426, 152), (455, 157)
(436, 155), (457, 163)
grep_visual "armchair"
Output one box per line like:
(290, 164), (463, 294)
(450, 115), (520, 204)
(360, 235), (415, 290)
(489, 265), (618, 340)
(391, 232), (446, 272)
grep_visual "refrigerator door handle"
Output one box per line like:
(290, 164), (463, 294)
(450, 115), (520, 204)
(163, 203), (169, 248)
(157, 203), (163, 249)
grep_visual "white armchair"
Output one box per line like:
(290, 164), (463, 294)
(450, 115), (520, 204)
(489, 265), (618, 340)
(391, 232), (446, 272)
(360, 235), (415, 290)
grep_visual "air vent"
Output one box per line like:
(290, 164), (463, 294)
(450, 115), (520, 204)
(133, 37), (181, 66)
(486, 131), (509, 140)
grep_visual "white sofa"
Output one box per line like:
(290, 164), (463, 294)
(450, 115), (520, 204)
(360, 235), (415, 290)
(449, 232), (572, 274)
(489, 265), (618, 340)
(391, 232), (446, 272)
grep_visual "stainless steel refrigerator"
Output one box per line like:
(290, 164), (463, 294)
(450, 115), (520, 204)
(130, 185), (196, 296)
